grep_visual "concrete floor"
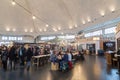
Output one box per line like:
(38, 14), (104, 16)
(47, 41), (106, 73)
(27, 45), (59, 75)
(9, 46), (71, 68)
(0, 55), (120, 80)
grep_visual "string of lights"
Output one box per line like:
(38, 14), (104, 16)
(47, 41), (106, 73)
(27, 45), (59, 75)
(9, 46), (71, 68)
(10, 0), (120, 35)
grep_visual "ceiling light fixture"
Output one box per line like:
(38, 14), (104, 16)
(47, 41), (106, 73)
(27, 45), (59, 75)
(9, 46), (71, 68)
(30, 29), (33, 32)
(87, 17), (91, 22)
(82, 20), (86, 24)
(58, 27), (61, 30)
(32, 16), (36, 19)
(11, 0), (16, 5)
(69, 26), (73, 29)
(44, 28), (46, 32)
(12, 28), (16, 32)
(110, 6), (115, 13)
(6, 28), (10, 31)
(75, 24), (78, 27)
(46, 24), (49, 27)
(24, 29), (28, 32)
(39, 29), (42, 32)
(100, 11), (105, 17)
(53, 28), (57, 32)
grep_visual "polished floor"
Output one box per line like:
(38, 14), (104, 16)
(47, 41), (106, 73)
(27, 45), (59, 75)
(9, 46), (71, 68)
(0, 55), (120, 80)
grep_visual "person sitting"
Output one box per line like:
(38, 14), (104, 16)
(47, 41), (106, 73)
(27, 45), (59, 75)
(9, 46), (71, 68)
(67, 51), (73, 69)
(50, 51), (58, 70)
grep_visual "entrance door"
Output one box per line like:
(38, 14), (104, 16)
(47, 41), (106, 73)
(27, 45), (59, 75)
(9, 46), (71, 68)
(86, 44), (96, 55)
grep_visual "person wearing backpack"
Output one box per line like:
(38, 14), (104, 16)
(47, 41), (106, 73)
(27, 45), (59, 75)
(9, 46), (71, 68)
(1, 46), (8, 71)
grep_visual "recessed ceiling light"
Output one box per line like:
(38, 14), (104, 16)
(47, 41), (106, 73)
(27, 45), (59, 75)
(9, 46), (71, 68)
(82, 20), (86, 24)
(75, 24), (77, 27)
(100, 11), (105, 17)
(58, 27), (61, 30)
(46, 24), (49, 27)
(24, 29), (28, 32)
(53, 28), (57, 32)
(12, 28), (16, 32)
(11, 1), (16, 5)
(39, 29), (42, 32)
(32, 16), (36, 19)
(44, 28), (46, 32)
(69, 26), (72, 29)
(110, 6), (115, 12)
(6, 28), (10, 31)
(30, 29), (33, 32)
(87, 17), (91, 22)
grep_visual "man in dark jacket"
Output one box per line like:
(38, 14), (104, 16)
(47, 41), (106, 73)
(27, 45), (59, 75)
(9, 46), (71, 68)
(9, 46), (17, 70)
(18, 46), (26, 66)
(26, 47), (33, 71)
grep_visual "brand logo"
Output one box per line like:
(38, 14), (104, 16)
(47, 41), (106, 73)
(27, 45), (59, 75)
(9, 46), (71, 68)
(106, 43), (113, 47)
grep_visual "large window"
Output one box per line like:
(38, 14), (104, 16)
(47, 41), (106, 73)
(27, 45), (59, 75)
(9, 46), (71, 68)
(105, 27), (116, 34)
(2, 36), (22, 41)
(41, 36), (56, 41)
(58, 35), (75, 39)
(85, 30), (102, 37)
(41, 35), (75, 41)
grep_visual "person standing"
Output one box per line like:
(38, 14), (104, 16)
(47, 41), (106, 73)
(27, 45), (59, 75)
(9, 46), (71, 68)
(1, 46), (8, 71)
(18, 46), (26, 66)
(8, 46), (17, 70)
(26, 47), (33, 71)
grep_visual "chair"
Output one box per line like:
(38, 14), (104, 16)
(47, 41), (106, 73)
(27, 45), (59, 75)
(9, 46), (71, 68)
(112, 58), (118, 67)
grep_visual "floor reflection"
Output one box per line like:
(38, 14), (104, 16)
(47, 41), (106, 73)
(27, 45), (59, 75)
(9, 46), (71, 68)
(0, 55), (119, 80)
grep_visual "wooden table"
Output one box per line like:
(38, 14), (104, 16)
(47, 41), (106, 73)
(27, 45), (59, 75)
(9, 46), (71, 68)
(32, 54), (50, 67)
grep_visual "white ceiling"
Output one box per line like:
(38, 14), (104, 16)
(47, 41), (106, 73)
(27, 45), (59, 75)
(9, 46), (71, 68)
(0, 0), (120, 36)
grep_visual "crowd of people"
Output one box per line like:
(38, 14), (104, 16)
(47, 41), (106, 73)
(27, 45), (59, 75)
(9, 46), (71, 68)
(0, 45), (50, 71)
(0, 44), (85, 72)
(50, 49), (85, 71)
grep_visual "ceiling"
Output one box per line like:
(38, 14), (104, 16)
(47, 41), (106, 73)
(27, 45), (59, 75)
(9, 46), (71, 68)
(0, 0), (120, 37)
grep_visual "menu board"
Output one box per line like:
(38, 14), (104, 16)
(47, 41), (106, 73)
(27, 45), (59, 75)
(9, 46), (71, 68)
(103, 42), (115, 51)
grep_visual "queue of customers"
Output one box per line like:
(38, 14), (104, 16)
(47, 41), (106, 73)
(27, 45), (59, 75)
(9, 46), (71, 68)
(0, 45), (49, 71)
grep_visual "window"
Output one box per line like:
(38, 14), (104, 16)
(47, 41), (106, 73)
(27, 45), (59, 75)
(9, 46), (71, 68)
(85, 30), (102, 37)
(48, 36), (55, 40)
(41, 37), (48, 40)
(105, 27), (116, 34)
(9, 37), (12, 40)
(66, 35), (75, 39)
(92, 30), (102, 36)
(58, 36), (65, 39)
(85, 33), (92, 37)
(18, 37), (22, 40)
(58, 35), (75, 39)
(2, 36), (8, 40)
(2, 36), (22, 41)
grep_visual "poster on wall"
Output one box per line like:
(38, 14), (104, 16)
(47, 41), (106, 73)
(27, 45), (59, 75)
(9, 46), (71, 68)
(103, 42), (115, 51)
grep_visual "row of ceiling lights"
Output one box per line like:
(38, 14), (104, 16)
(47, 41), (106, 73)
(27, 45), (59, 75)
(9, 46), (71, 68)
(10, 0), (116, 34)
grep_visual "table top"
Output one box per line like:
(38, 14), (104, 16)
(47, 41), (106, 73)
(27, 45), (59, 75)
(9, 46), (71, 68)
(33, 54), (50, 58)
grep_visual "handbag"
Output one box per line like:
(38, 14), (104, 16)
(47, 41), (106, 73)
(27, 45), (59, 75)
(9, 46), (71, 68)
(51, 62), (59, 70)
